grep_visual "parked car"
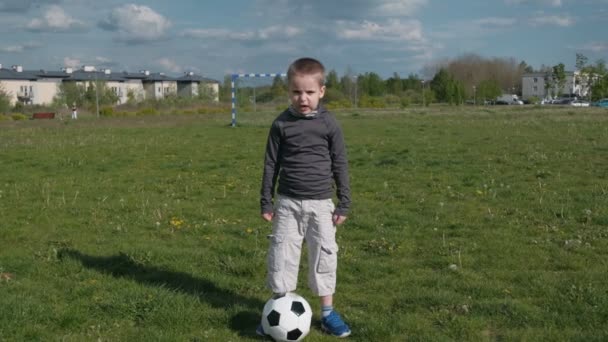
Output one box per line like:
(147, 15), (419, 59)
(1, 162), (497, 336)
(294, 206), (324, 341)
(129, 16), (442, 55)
(570, 100), (590, 107)
(591, 98), (608, 108)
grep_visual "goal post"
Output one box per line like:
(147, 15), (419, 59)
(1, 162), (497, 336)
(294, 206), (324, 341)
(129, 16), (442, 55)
(231, 73), (287, 127)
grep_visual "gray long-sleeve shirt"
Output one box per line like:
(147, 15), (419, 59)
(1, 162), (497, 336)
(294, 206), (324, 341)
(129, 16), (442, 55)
(260, 106), (351, 216)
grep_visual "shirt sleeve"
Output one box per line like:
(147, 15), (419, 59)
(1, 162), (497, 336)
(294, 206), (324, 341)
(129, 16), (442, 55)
(260, 120), (282, 214)
(327, 116), (351, 215)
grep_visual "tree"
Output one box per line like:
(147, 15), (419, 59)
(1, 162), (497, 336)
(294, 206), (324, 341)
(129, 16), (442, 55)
(425, 53), (524, 96)
(54, 82), (85, 108)
(552, 63), (567, 97)
(198, 83), (218, 102)
(430, 68), (451, 102)
(430, 68), (465, 105)
(476, 79), (502, 103)
(326, 70), (340, 90)
(588, 59), (608, 100)
(270, 75), (287, 100)
(219, 75), (232, 102)
(339, 67), (358, 107)
(385, 72), (403, 95)
(358, 72), (385, 97)
(0, 84), (11, 113)
(402, 73), (422, 91)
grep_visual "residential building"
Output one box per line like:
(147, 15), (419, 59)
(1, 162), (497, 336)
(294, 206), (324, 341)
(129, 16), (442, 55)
(142, 72), (177, 100)
(176, 71), (220, 101)
(0, 63), (220, 107)
(521, 71), (586, 100)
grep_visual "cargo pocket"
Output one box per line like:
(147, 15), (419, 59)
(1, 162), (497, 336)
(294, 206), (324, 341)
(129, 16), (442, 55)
(316, 244), (338, 274)
(267, 234), (285, 272)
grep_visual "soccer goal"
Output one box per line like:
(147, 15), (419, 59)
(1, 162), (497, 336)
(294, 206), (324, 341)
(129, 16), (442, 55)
(231, 73), (287, 127)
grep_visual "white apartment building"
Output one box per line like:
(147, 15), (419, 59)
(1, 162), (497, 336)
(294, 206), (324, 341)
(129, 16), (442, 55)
(521, 71), (587, 100)
(0, 64), (219, 107)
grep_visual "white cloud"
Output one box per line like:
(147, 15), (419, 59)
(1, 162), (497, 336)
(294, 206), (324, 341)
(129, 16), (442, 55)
(0, 45), (25, 53)
(253, 0), (428, 19)
(336, 19), (424, 42)
(581, 42), (608, 52)
(26, 5), (86, 32)
(63, 57), (81, 68)
(505, 0), (562, 7)
(474, 17), (518, 28)
(530, 14), (574, 26)
(0, 0), (59, 13)
(157, 58), (182, 73)
(0, 42), (39, 53)
(375, 0), (428, 16)
(99, 4), (171, 43)
(182, 25), (301, 41)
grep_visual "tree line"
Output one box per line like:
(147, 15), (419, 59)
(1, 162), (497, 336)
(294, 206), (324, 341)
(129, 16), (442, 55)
(222, 53), (608, 109)
(1, 53), (607, 115)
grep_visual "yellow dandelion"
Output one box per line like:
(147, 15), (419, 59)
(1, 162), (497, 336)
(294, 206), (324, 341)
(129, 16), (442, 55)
(246, 228), (254, 234)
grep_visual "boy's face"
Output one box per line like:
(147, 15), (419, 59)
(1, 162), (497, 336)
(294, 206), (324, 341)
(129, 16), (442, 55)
(288, 73), (325, 114)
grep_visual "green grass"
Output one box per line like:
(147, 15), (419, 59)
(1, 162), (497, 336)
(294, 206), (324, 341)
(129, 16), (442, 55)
(1, 107), (607, 341)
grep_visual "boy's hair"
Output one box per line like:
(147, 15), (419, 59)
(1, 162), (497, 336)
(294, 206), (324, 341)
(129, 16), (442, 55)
(287, 57), (325, 86)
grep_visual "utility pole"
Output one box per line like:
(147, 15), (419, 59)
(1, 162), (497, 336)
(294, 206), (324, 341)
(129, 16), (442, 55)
(94, 69), (100, 118)
(421, 80), (425, 107)
(473, 85), (476, 105)
(352, 75), (358, 109)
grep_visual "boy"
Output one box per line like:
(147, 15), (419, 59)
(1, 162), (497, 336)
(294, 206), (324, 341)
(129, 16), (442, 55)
(258, 57), (351, 338)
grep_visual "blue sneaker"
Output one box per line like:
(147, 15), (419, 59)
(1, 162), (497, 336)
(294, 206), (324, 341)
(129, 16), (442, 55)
(256, 324), (267, 337)
(321, 311), (351, 338)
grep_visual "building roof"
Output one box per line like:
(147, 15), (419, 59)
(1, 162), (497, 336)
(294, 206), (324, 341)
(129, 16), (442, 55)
(65, 70), (127, 82)
(0, 68), (39, 80)
(522, 71), (575, 77)
(0, 65), (219, 83)
(175, 72), (219, 83)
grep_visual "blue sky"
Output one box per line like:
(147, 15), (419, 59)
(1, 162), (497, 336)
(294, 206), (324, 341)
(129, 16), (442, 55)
(1, 0), (607, 81)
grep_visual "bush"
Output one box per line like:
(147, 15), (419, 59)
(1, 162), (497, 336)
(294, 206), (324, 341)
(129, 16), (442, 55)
(100, 106), (115, 117)
(137, 107), (159, 116)
(358, 95), (386, 109)
(325, 99), (352, 110)
(11, 113), (28, 121)
(0, 113), (9, 121)
(384, 94), (401, 107)
(527, 96), (541, 104)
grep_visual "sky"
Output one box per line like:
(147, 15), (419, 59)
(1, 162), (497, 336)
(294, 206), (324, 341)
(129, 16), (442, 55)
(1, 0), (607, 82)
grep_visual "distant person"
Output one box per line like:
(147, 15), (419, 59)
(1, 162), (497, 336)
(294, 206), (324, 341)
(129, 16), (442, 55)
(71, 106), (77, 120)
(257, 57), (352, 338)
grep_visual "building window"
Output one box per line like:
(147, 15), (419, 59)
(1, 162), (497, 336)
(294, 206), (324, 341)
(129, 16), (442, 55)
(534, 78), (538, 83)
(533, 86), (538, 92)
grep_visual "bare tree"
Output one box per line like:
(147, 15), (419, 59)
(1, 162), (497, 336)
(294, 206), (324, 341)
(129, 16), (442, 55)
(424, 53), (528, 96)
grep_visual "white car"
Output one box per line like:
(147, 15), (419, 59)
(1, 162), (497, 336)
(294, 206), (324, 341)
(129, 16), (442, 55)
(570, 100), (590, 107)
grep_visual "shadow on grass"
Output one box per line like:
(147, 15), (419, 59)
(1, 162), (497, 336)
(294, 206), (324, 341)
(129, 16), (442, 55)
(59, 248), (263, 338)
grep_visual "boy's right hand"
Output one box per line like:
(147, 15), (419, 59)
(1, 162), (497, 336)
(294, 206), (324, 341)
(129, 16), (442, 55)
(261, 212), (274, 222)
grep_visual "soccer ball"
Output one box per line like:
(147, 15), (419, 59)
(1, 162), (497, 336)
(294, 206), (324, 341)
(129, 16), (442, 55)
(261, 292), (313, 341)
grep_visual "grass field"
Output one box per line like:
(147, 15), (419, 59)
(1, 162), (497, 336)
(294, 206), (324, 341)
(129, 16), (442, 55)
(1, 106), (607, 341)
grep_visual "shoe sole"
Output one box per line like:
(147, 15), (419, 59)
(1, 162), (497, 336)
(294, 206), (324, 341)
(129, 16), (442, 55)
(321, 324), (351, 338)
(256, 326), (268, 337)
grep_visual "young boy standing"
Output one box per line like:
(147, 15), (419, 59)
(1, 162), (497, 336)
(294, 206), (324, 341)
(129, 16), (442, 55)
(258, 57), (351, 338)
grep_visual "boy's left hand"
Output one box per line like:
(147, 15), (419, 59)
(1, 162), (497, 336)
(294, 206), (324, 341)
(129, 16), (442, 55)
(332, 214), (347, 225)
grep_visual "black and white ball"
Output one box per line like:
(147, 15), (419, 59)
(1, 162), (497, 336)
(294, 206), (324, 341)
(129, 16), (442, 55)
(261, 292), (312, 341)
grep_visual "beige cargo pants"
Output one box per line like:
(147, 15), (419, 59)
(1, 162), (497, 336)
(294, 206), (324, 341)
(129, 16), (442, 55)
(266, 195), (339, 297)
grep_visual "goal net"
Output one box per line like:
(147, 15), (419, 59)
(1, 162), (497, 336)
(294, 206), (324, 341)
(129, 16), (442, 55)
(231, 73), (288, 127)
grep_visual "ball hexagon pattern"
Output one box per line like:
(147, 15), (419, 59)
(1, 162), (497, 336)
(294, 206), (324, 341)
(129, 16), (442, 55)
(261, 293), (313, 341)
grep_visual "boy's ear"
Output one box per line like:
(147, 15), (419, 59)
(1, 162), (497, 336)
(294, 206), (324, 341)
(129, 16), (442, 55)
(319, 85), (326, 99)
